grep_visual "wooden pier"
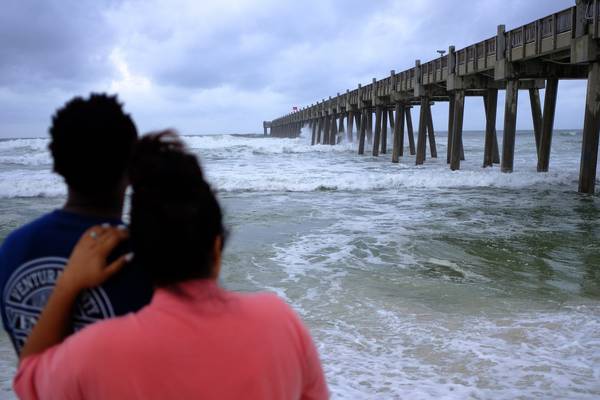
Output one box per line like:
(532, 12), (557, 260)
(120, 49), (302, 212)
(265, 0), (600, 194)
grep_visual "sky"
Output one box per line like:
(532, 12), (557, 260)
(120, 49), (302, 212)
(0, 0), (585, 138)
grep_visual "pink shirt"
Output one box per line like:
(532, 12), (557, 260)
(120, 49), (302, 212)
(14, 280), (329, 400)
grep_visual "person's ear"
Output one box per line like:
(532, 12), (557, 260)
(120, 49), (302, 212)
(211, 236), (223, 279)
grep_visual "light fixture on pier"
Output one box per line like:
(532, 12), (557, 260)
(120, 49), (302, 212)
(437, 50), (446, 57)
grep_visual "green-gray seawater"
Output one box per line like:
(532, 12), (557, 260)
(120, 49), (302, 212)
(0, 131), (599, 399)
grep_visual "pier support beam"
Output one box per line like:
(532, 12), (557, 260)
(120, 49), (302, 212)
(388, 110), (395, 130)
(358, 109), (367, 155)
(311, 120), (317, 145)
(347, 111), (354, 142)
(323, 115), (330, 145)
(406, 107), (416, 155)
(392, 103), (405, 163)
(416, 98), (428, 165)
(450, 90), (465, 170)
(426, 102), (437, 158)
(329, 114), (338, 146)
(381, 108), (388, 154)
(579, 62), (600, 193)
(338, 114), (345, 144)
(537, 78), (559, 172)
(447, 94), (455, 164)
(373, 106), (382, 156)
(317, 117), (324, 144)
(483, 89), (499, 167)
(501, 80), (519, 173)
(529, 88), (543, 156)
(367, 111), (373, 144)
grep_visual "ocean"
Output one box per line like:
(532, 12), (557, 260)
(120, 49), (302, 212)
(0, 129), (599, 399)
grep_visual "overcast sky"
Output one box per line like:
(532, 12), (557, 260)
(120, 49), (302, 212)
(0, 0), (584, 138)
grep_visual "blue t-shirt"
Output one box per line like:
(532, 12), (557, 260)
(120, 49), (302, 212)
(0, 209), (153, 354)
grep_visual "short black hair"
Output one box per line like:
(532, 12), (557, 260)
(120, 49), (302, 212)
(129, 131), (226, 286)
(49, 93), (138, 195)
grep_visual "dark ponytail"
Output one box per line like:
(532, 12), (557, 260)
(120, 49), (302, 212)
(129, 130), (225, 287)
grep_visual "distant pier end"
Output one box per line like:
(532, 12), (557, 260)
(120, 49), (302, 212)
(263, 121), (272, 136)
(267, 0), (600, 194)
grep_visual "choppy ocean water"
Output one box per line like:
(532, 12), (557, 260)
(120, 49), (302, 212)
(0, 129), (599, 399)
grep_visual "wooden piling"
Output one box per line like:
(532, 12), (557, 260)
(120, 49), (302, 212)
(317, 117), (324, 144)
(416, 99), (428, 165)
(578, 62), (600, 193)
(528, 88), (543, 156)
(537, 78), (559, 172)
(392, 103), (405, 163)
(381, 108), (388, 154)
(483, 89), (498, 167)
(358, 110), (367, 155)
(311, 120), (317, 145)
(450, 91), (465, 170)
(426, 102), (437, 158)
(447, 93), (455, 164)
(406, 107), (416, 155)
(323, 115), (330, 145)
(373, 106), (382, 156)
(367, 110), (373, 144)
(388, 110), (395, 130)
(501, 80), (519, 173)
(329, 114), (338, 146)
(347, 111), (355, 142)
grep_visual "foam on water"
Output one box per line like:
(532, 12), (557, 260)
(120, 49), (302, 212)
(265, 226), (600, 398)
(0, 131), (588, 198)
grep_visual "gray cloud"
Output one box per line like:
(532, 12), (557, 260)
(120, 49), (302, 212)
(0, 0), (587, 137)
(0, 0), (121, 89)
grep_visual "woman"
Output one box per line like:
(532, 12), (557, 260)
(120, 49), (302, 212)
(14, 131), (329, 399)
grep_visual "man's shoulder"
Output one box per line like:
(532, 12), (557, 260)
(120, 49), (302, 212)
(1, 212), (60, 249)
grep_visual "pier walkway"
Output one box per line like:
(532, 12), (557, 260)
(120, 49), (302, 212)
(264, 0), (600, 193)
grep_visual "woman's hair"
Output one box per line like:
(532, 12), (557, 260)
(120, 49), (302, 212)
(129, 130), (225, 286)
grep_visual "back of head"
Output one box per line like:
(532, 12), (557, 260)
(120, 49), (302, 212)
(49, 93), (138, 195)
(129, 131), (225, 287)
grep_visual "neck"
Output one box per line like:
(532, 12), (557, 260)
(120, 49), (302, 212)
(63, 187), (125, 220)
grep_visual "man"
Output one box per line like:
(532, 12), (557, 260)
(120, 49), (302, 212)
(0, 93), (153, 354)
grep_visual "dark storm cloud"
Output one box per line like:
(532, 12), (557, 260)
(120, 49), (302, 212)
(0, 0), (119, 88)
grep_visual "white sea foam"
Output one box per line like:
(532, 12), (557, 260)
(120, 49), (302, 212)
(0, 138), (49, 153)
(0, 153), (52, 166)
(0, 132), (586, 199)
(0, 170), (64, 198)
(268, 222), (600, 398)
(318, 304), (600, 399)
